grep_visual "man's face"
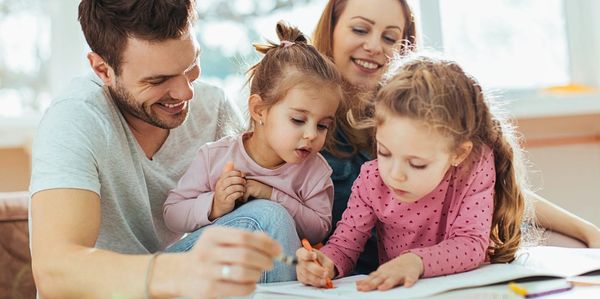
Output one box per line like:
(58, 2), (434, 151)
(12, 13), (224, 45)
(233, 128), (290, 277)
(108, 31), (201, 129)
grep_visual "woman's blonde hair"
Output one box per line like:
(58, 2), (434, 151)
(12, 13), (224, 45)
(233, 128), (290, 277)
(312, 0), (417, 157)
(362, 55), (527, 263)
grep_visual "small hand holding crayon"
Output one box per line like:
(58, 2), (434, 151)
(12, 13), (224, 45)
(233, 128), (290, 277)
(295, 239), (335, 289)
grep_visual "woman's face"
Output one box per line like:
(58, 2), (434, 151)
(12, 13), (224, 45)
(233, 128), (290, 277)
(332, 0), (406, 90)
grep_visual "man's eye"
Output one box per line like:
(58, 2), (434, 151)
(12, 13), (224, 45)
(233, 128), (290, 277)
(149, 80), (165, 86)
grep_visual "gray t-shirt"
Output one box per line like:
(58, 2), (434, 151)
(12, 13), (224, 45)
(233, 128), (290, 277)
(29, 74), (242, 254)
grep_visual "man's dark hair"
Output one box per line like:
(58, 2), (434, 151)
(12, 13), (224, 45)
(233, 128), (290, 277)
(78, 0), (196, 75)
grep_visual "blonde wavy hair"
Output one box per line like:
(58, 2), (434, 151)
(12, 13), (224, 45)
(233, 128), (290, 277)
(355, 55), (528, 263)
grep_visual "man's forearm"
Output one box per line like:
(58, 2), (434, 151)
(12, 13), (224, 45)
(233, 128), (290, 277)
(33, 245), (180, 299)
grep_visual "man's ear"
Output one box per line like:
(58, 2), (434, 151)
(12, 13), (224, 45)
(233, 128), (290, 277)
(87, 52), (115, 87)
(451, 141), (473, 166)
(248, 94), (266, 125)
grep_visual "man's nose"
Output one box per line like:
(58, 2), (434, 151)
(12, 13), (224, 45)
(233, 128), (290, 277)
(169, 75), (194, 101)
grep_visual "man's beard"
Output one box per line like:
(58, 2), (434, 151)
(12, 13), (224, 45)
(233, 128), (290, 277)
(107, 81), (188, 130)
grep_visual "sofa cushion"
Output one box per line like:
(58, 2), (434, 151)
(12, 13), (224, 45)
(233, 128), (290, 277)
(0, 192), (35, 299)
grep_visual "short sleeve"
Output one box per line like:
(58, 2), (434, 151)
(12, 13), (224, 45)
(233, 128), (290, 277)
(30, 100), (107, 196)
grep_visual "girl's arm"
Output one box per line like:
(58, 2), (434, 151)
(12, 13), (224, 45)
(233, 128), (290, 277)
(320, 166), (378, 278)
(409, 152), (495, 278)
(163, 150), (215, 233)
(529, 190), (600, 247)
(163, 148), (245, 233)
(270, 175), (334, 244)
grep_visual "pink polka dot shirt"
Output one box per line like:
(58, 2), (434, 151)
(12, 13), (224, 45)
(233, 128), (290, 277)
(320, 146), (495, 278)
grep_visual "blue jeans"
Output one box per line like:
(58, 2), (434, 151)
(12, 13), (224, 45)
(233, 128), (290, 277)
(166, 199), (299, 282)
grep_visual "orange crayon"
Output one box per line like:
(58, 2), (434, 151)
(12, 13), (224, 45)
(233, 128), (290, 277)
(302, 239), (333, 289)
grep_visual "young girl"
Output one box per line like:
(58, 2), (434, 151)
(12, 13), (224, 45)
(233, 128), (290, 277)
(162, 21), (342, 248)
(296, 55), (526, 290)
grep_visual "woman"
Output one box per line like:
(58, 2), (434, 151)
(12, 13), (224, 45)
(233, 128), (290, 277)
(313, 0), (600, 274)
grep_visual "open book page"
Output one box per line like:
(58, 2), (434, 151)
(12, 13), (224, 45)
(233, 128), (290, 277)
(256, 246), (600, 299)
(512, 246), (600, 277)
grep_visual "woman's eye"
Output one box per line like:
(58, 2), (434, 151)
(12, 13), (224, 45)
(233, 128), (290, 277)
(352, 27), (368, 35)
(383, 35), (397, 45)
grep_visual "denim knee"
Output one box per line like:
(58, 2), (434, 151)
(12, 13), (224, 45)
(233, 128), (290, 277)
(241, 199), (295, 230)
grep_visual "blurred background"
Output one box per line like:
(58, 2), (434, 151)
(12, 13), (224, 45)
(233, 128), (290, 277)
(0, 0), (599, 226)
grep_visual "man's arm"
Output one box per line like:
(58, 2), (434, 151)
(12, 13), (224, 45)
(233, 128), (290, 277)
(31, 188), (282, 299)
(31, 188), (167, 298)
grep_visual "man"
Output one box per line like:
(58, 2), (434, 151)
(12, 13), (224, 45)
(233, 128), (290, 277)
(29, 1), (295, 298)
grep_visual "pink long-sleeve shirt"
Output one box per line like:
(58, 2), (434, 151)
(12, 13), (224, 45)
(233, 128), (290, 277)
(321, 146), (495, 278)
(163, 133), (334, 244)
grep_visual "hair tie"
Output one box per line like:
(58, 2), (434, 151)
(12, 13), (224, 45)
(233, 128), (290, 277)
(280, 40), (295, 48)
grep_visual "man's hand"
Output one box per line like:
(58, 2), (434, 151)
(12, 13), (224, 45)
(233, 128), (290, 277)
(210, 161), (245, 220)
(356, 252), (424, 291)
(173, 227), (281, 299)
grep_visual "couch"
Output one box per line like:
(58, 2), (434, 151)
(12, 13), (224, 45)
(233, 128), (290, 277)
(0, 192), (35, 299)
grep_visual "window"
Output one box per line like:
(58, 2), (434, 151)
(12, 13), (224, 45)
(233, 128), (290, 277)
(440, 0), (569, 90)
(0, 0), (51, 117)
(194, 0), (328, 107)
(417, 0), (600, 93)
(1, 0), (600, 120)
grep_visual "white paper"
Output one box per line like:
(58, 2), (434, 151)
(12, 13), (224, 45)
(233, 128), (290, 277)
(257, 246), (600, 299)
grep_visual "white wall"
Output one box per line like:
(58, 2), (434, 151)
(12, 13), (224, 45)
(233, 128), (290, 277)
(518, 113), (600, 227)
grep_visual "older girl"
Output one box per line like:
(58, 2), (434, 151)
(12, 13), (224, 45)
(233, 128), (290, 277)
(297, 55), (525, 290)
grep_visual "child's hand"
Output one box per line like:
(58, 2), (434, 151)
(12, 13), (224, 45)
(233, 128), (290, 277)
(295, 247), (335, 288)
(242, 179), (273, 202)
(356, 252), (424, 291)
(210, 161), (245, 220)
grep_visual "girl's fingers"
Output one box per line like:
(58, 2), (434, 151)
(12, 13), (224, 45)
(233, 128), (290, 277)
(304, 260), (328, 278)
(224, 184), (245, 196)
(297, 264), (328, 287)
(403, 275), (418, 288)
(224, 192), (243, 203)
(357, 272), (384, 291)
(221, 175), (246, 187)
(223, 161), (235, 173)
(377, 276), (402, 291)
(295, 248), (317, 261)
(217, 171), (244, 185)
